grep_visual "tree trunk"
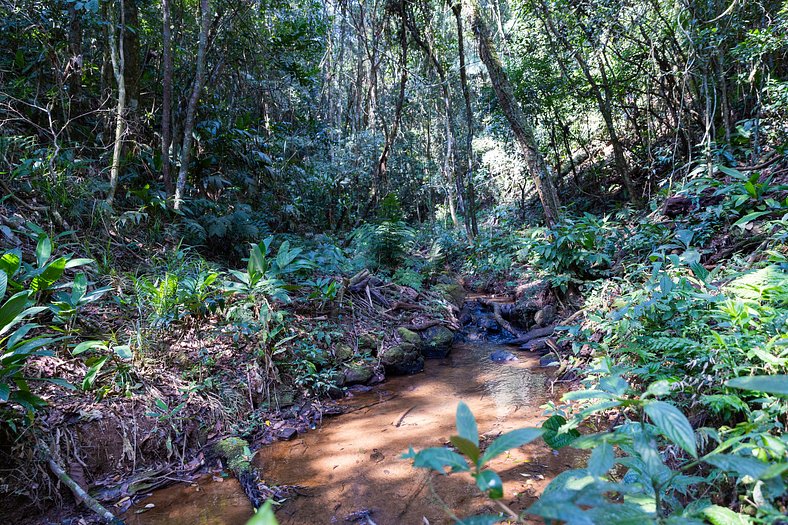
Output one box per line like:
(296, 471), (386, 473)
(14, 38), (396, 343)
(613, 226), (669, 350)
(161, 0), (174, 194)
(106, 0), (126, 206)
(403, 4), (461, 229)
(538, 1), (640, 205)
(123, 0), (140, 110)
(465, 0), (560, 227)
(174, 0), (211, 210)
(452, 2), (478, 238)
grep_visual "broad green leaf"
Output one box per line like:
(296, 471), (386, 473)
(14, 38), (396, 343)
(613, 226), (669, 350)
(82, 355), (109, 390)
(480, 428), (543, 465)
(64, 258), (94, 270)
(0, 383), (9, 401)
(71, 273), (88, 302)
(245, 500), (279, 525)
(114, 345), (133, 360)
(733, 211), (772, 229)
(700, 505), (753, 525)
(0, 291), (31, 334)
(643, 380), (671, 398)
(643, 401), (697, 457)
(563, 389), (617, 401)
(31, 257), (67, 292)
(30, 377), (76, 390)
(408, 447), (469, 474)
(72, 340), (107, 355)
(703, 454), (769, 479)
(0, 271), (7, 299)
(475, 469), (503, 499)
(726, 375), (788, 396)
(0, 251), (21, 278)
(450, 435), (480, 465)
(1, 306), (47, 337)
(585, 503), (656, 524)
(7, 323), (39, 350)
(717, 165), (745, 179)
(542, 415), (580, 449)
(588, 442), (615, 476)
(456, 402), (479, 446)
(36, 235), (52, 267)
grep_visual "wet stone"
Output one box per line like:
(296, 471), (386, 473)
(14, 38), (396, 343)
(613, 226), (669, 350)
(420, 325), (454, 358)
(277, 428), (298, 441)
(490, 350), (518, 362)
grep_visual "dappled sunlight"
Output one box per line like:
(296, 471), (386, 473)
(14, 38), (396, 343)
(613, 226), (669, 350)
(127, 341), (569, 524)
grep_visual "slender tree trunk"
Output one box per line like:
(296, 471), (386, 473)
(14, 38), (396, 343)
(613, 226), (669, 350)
(106, 0), (126, 206)
(161, 0), (173, 194)
(174, 0), (211, 210)
(465, 0), (560, 227)
(123, 0), (140, 110)
(538, 1), (640, 204)
(452, 1), (477, 238)
(403, 4), (461, 228)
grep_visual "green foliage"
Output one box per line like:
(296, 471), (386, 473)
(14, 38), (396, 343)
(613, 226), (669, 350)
(351, 221), (416, 269)
(405, 402), (543, 520)
(0, 235), (104, 421)
(531, 213), (619, 289)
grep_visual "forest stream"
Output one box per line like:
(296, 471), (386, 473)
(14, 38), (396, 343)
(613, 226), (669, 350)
(122, 299), (581, 525)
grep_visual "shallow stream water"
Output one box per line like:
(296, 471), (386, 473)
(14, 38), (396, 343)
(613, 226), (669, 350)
(125, 334), (578, 524)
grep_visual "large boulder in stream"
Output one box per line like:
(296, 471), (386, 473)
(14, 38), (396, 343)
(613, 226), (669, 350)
(420, 325), (454, 358)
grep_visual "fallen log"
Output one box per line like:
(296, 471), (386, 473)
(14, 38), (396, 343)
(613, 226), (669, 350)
(215, 437), (263, 509)
(520, 336), (550, 352)
(39, 442), (124, 524)
(507, 325), (555, 346)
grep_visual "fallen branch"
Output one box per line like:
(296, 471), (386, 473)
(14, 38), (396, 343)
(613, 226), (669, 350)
(400, 319), (444, 331)
(40, 442), (124, 524)
(507, 325), (555, 346)
(479, 299), (522, 337)
(387, 301), (427, 312)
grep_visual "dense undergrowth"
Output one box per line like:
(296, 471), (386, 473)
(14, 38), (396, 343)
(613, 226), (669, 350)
(406, 162), (788, 524)
(2, 153), (787, 524)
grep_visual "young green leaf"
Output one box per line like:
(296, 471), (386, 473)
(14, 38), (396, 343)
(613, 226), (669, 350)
(36, 235), (52, 267)
(480, 428), (543, 465)
(456, 401), (479, 446)
(450, 435), (480, 465)
(409, 447), (470, 474)
(475, 470), (503, 499)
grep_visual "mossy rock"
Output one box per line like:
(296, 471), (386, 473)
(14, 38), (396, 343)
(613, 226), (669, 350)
(421, 325), (454, 358)
(381, 343), (424, 375)
(397, 327), (422, 348)
(275, 388), (296, 408)
(215, 437), (253, 475)
(334, 343), (355, 362)
(358, 333), (380, 352)
(342, 362), (376, 385)
(434, 283), (466, 308)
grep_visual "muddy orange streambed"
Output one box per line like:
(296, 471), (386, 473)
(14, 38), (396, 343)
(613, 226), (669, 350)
(124, 341), (581, 525)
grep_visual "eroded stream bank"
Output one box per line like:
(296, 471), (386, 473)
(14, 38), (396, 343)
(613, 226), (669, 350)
(125, 301), (578, 525)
